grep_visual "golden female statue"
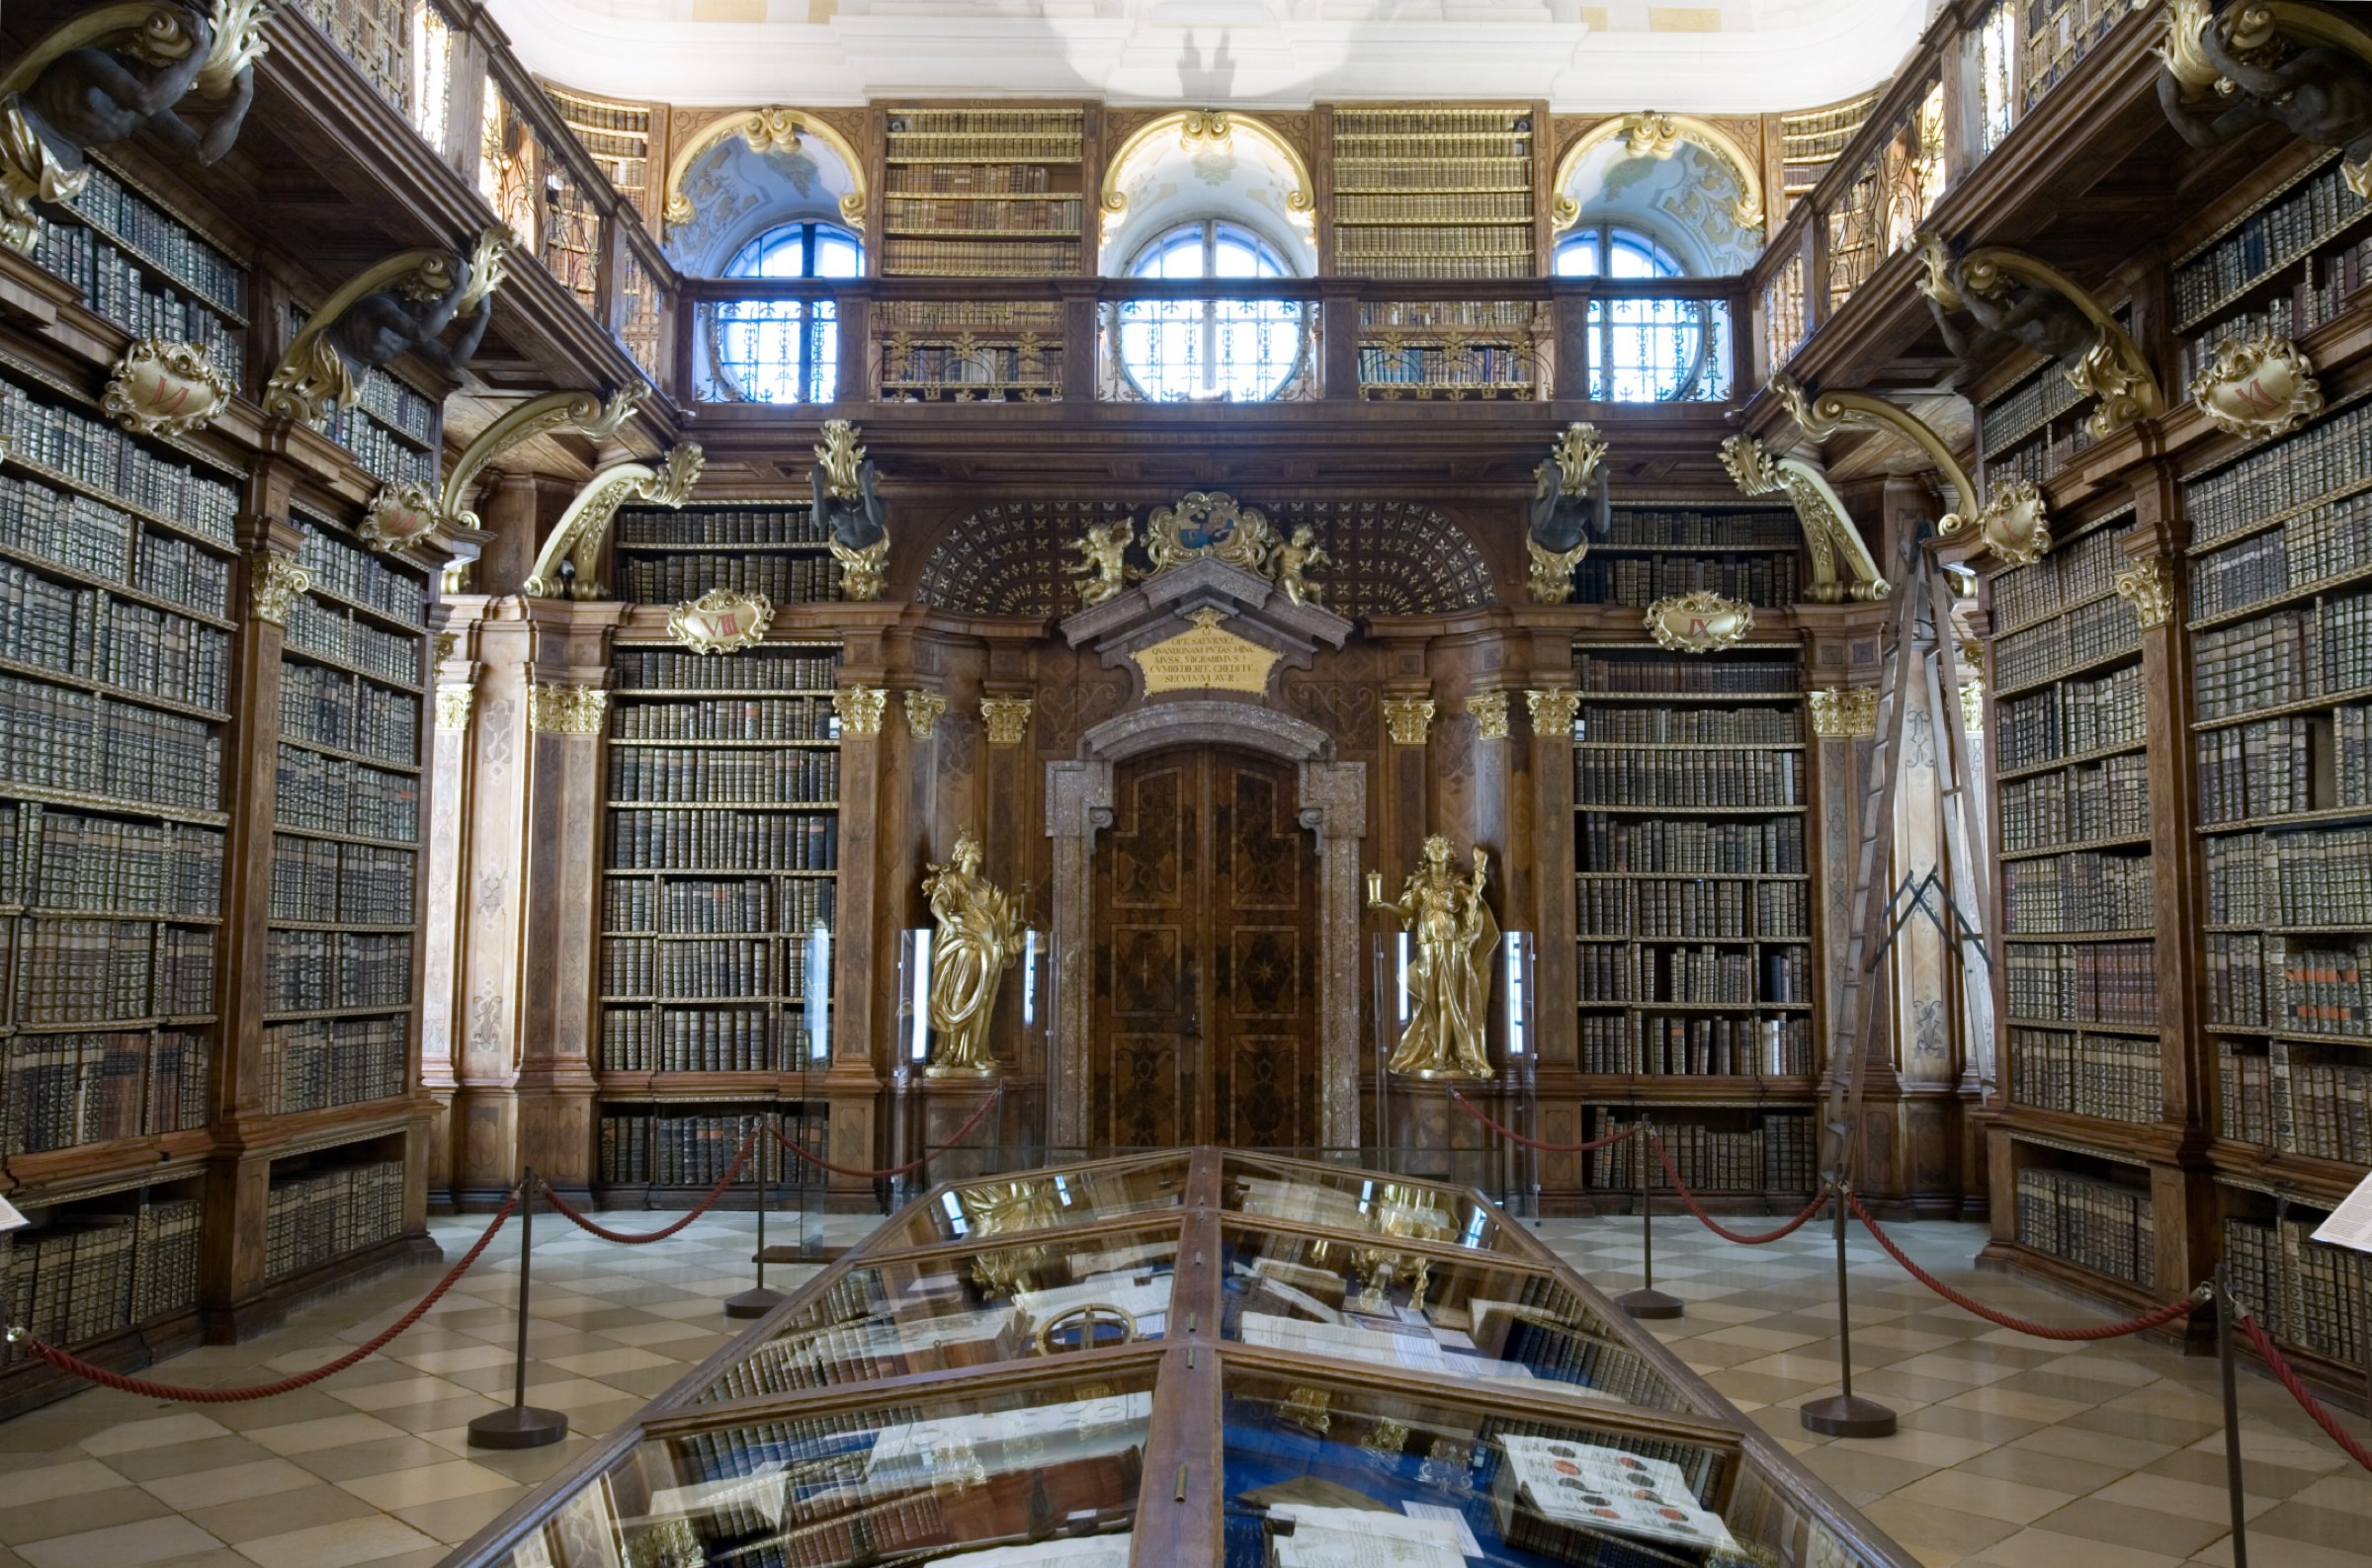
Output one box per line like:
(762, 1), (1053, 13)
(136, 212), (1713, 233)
(921, 830), (1027, 1077)
(1368, 836), (1499, 1079)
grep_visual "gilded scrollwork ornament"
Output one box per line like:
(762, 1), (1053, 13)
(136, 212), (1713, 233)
(360, 481), (441, 554)
(813, 420), (890, 603)
(1916, 234), (2164, 439)
(264, 227), (512, 429)
(1718, 435), (1889, 602)
(1382, 696), (1435, 747)
(903, 690), (947, 739)
(667, 587), (774, 654)
(523, 444), (705, 600)
(247, 549), (309, 626)
(2157, 0), (2372, 202)
(1525, 688), (1581, 739)
(442, 387), (639, 534)
(2189, 331), (2325, 439)
(1809, 687), (1881, 740)
(435, 683), (475, 732)
(529, 684), (608, 736)
(833, 687), (889, 737)
(979, 697), (1033, 746)
(1468, 692), (1510, 741)
(1526, 423), (1609, 604)
(102, 338), (231, 437)
(2114, 555), (2175, 630)
(1646, 590), (1755, 654)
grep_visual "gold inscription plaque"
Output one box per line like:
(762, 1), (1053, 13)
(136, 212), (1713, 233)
(1133, 611), (1279, 696)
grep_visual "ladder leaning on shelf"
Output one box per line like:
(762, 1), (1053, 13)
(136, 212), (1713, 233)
(1825, 544), (1997, 1188)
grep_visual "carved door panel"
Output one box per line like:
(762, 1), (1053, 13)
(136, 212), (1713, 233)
(1091, 748), (1318, 1150)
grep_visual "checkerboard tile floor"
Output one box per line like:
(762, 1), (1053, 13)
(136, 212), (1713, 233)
(0, 1209), (2363, 1568)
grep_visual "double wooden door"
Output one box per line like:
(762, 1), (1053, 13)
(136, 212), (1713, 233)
(1090, 747), (1321, 1151)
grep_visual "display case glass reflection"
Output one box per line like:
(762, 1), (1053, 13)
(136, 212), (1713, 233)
(689, 1223), (1181, 1405)
(1222, 1156), (1519, 1256)
(867, 1157), (1192, 1253)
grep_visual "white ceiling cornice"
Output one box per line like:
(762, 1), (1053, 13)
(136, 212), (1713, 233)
(491, 0), (1927, 114)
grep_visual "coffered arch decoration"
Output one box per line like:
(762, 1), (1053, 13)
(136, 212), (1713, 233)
(1554, 113), (1765, 272)
(914, 499), (1493, 619)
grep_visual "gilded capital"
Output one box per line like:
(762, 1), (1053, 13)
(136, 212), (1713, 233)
(435, 683), (475, 731)
(249, 550), (311, 626)
(904, 690), (947, 739)
(2114, 555), (2174, 630)
(1382, 696), (1436, 747)
(980, 697), (1034, 746)
(833, 687), (890, 736)
(1526, 688), (1581, 738)
(529, 683), (609, 735)
(1468, 692), (1510, 741)
(1809, 687), (1881, 739)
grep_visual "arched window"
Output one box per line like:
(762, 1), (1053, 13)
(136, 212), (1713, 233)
(709, 220), (862, 403)
(1556, 223), (1726, 402)
(1113, 220), (1308, 402)
(1553, 224), (1684, 280)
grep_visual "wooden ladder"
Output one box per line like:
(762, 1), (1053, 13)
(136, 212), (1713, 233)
(1823, 545), (1996, 1189)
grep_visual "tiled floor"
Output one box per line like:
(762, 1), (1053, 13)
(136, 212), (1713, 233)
(0, 1206), (2363, 1568)
(1541, 1214), (2372, 1568)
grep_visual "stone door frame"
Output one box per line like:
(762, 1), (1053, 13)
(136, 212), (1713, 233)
(1047, 700), (1365, 1152)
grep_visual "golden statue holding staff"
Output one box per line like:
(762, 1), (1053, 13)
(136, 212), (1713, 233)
(1367, 836), (1499, 1079)
(921, 830), (1028, 1077)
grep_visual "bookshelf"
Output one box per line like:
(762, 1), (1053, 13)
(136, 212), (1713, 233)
(544, 85), (653, 219)
(1568, 638), (1818, 1203)
(597, 639), (842, 1200)
(1329, 107), (1537, 281)
(1779, 91), (1878, 206)
(2183, 394), (2372, 1383)
(1572, 503), (1806, 610)
(0, 359), (239, 1404)
(35, 160), (245, 385)
(281, 304), (440, 487)
(2170, 151), (2372, 339)
(1987, 515), (2162, 1258)
(614, 502), (843, 605)
(1979, 357), (2095, 494)
(266, 513), (426, 1120)
(881, 108), (1087, 278)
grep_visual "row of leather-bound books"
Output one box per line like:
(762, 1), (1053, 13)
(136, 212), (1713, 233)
(2008, 1026), (2162, 1124)
(2223, 1212), (2365, 1366)
(2015, 1166), (2155, 1287)
(263, 1157), (403, 1281)
(2001, 850), (2155, 935)
(0, 1192), (201, 1365)
(1584, 1111), (1815, 1193)
(2219, 1041), (2371, 1166)
(1998, 754), (2150, 852)
(2002, 939), (2158, 1027)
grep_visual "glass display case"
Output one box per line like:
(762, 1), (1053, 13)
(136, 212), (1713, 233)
(451, 1150), (1913, 1568)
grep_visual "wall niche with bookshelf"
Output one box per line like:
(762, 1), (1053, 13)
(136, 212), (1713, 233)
(1567, 636), (1816, 1208)
(881, 107), (1086, 279)
(1329, 106), (1537, 281)
(614, 501), (842, 606)
(598, 639), (842, 1202)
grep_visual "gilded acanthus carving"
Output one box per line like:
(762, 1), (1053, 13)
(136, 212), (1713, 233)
(668, 588), (774, 654)
(0, 0), (268, 255)
(814, 420), (890, 602)
(903, 690), (947, 739)
(980, 697), (1034, 746)
(1382, 696), (1435, 746)
(248, 549), (309, 625)
(523, 445), (705, 600)
(2189, 331), (2325, 439)
(1646, 591), (1754, 654)
(435, 683), (475, 731)
(529, 684), (608, 736)
(1526, 423), (1608, 604)
(443, 387), (640, 535)
(1773, 375), (2051, 566)
(1917, 234), (2164, 438)
(2157, 0), (2372, 202)
(833, 687), (889, 737)
(102, 338), (232, 437)
(360, 481), (440, 554)
(2114, 555), (2174, 630)
(263, 227), (512, 428)
(1525, 688), (1581, 739)
(1468, 692), (1510, 741)
(1718, 435), (1889, 602)
(1809, 687), (1881, 739)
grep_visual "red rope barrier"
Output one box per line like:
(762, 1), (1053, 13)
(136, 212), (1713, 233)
(539, 1121), (763, 1244)
(9, 1193), (519, 1403)
(1645, 1132), (1827, 1245)
(1846, 1192), (2203, 1341)
(2240, 1314), (2372, 1475)
(1446, 1090), (1639, 1154)
(774, 1085), (1005, 1180)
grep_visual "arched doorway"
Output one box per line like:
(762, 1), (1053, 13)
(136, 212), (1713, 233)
(1089, 747), (1322, 1151)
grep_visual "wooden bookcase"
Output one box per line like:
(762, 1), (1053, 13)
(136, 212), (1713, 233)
(1328, 106), (1539, 281)
(879, 106), (1087, 279)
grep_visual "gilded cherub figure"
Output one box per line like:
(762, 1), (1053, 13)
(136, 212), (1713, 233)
(1064, 520), (1133, 610)
(1275, 525), (1328, 608)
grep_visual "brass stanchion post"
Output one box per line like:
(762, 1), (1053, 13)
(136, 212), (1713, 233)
(467, 1170), (567, 1448)
(1800, 1181), (1897, 1439)
(1616, 1118), (1683, 1321)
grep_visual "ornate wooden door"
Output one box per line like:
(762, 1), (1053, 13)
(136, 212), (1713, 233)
(1090, 748), (1320, 1150)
